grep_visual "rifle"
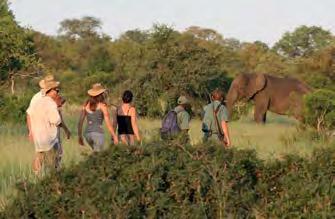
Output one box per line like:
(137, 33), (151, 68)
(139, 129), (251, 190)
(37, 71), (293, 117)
(209, 93), (227, 146)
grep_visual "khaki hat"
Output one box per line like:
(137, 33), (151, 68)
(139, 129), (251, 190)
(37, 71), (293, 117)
(39, 75), (55, 89)
(87, 83), (106, 96)
(43, 80), (60, 93)
(177, 96), (189, 105)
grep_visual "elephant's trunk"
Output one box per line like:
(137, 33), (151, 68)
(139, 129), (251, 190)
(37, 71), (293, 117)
(226, 85), (239, 120)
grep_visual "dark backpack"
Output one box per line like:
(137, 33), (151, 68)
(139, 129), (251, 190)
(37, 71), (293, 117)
(160, 110), (181, 140)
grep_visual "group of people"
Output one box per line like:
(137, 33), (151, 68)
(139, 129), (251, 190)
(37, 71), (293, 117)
(77, 84), (141, 150)
(26, 75), (141, 175)
(160, 89), (231, 146)
(26, 75), (231, 175)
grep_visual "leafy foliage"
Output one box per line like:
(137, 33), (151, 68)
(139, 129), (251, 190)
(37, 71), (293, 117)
(0, 0), (39, 83)
(1, 7), (335, 120)
(2, 143), (334, 218)
(129, 25), (231, 116)
(0, 93), (32, 123)
(303, 89), (335, 131)
(273, 25), (334, 58)
(58, 16), (103, 39)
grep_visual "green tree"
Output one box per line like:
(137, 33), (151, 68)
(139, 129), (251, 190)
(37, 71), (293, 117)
(130, 26), (229, 116)
(86, 41), (115, 73)
(273, 25), (333, 58)
(58, 16), (102, 39)
(120, 29), (149, 43)
(237, 41), (286, 75)
(185, 26), (224, 44)
(303, 89), (335, 132)
(0, 0), (39, 94)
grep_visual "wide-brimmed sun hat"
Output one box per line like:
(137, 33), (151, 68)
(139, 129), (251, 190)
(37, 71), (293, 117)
(39, 75), (55, 89)
(43, 80), (60, 93)
(177, 96), (190, 105)
(87, 83), (106, 96)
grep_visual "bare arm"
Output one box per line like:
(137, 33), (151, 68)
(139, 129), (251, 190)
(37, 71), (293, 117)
(221, 121), (231, 147)
(100, 104), (118, 144)
(78, 106), (87, 146)
(59, 110), (71, 139)
(130, 107), (141, 141)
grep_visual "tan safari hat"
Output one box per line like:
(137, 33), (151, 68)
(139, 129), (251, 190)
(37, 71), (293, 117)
(43, 80), (60, 93)
(87, 83), (106, 97)
(39, 75), (56, 89)
(177, 96), (189, 105)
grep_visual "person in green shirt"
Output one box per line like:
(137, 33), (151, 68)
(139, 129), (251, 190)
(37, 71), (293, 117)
(174, 96), (191, 143)
(202, 89), (231, 147)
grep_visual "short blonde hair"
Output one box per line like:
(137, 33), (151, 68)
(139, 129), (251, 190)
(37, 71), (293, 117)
(211, 88), (224, 101)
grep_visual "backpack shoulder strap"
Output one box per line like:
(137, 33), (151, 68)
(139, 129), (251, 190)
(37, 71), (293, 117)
(214, 103), (222, 115)
(212, 102), (224, 136)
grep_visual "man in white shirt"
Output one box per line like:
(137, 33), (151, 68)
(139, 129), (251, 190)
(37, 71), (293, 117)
(26, 75), (56, 142)
(28, 79), (62, 174)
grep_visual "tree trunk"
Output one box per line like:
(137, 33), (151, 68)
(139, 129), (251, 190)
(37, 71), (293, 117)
(9, 72), (15, 95)
(10, 74), (15, 95)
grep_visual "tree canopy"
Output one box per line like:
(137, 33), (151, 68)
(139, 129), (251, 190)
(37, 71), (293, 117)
(273, 25), (334, 58)
(0, 0), (39, 93)
(0, 10), (334, 116)
(58, 16), (103, 39)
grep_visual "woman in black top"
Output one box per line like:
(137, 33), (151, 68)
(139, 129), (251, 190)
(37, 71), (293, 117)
(116, 90), (140, 145)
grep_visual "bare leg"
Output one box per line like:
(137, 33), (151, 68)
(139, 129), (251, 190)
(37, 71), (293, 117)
(120, 134), (135, 145)
(128, 135), (135, 145)
(120, 135), (128, 145)
(33, 152), (44, 175)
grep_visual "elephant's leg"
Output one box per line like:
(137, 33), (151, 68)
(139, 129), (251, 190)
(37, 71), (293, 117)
(253, 94), (270, 123)
(291, 95), (304, 121)
(263, 112), (267, 123)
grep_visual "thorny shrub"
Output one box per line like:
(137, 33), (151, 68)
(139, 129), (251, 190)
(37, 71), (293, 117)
(1, 142), (334, 218)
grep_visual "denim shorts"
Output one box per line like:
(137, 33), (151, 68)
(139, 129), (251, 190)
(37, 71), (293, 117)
(85, 132), (105, 152)
(54, 141), (63, 170)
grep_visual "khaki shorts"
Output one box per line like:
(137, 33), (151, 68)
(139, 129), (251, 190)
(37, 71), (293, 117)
(35, 142), (61, 171)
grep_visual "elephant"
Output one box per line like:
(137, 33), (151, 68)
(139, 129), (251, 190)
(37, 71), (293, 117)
(226, 73), (312, 123)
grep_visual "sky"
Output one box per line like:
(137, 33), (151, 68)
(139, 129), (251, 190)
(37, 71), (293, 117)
(8, 0), (335, 45)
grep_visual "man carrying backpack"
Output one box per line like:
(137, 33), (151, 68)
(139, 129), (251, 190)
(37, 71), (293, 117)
(202, 89), (231, 147)
(160, 96), (191, 143)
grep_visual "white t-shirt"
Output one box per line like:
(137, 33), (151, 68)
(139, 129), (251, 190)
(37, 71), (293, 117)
(29, 96), (61, 152)
(26, 91), (44, 115)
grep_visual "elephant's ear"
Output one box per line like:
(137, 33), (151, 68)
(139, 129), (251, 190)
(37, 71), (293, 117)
(246, 74), (267, 99)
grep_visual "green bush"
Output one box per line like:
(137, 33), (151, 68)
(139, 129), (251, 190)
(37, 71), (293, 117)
(257, 148), (335, 218)
(0, 94), (31, 123)
(303, 89), (335, 131)
(230, 101), (253, 121)
(304, 73), (335, 90)
(2, 142), (334, 218)
(58, 70), (124, 104)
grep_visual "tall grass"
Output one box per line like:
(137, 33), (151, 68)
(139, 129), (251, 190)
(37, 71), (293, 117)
(0, 108), (332, 209)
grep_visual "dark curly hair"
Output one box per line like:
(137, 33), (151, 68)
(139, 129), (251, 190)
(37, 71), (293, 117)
(122, 90), (133, 103)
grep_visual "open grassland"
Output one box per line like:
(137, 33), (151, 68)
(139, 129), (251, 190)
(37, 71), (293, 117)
(0, 107), (333, 209)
